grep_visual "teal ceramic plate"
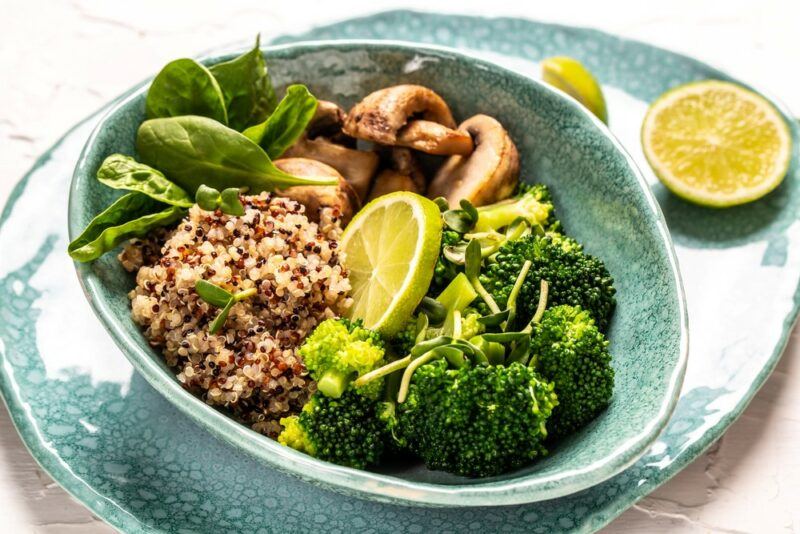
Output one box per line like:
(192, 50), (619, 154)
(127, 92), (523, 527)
(1, 11), (797, 532)
(69, 40), (686, 507)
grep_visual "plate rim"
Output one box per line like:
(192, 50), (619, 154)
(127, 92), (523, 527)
(67, 38), (689, 506)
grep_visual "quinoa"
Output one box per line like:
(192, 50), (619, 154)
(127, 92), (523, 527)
(122, 192), (352, 437)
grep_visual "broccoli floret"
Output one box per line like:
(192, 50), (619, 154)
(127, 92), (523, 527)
(474, 183), (558, 233)
(460, 309), (484, 339)
(429, 229), (464, 297)
(299, 318), (386, 399)
(388, 319), (418, 356)
(428, 185), (558, 296)
(396, 360), (558, 477)
(481, 234), (616, 330)
(278, 391), (387, 469)
(530, 305), (614, 437)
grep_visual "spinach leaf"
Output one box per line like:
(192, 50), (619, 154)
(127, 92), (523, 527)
(146, 58), (228, 124)
(242, 84), (318, 159)
(68, 192), (185, 263)
(195, 280), (233, 307)
(209, 35), (276, 131)
(96, 154), (193, 207)
(136, 115), (337, 194)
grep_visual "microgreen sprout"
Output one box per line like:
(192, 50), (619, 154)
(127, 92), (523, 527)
(195, 184), (246, 216)
(464, 239), (501, 314)
(195, 279), (257, 334)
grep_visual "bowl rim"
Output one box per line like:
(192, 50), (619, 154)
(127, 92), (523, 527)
(69, 38), (689, 507)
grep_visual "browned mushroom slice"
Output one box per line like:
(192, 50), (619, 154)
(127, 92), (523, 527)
(343, 85), (471, 156)
(388, 148), (426, 192)
(274, 158), (360, 224)
(427, 114), (520, 208)
(307, 100), (347, 140)
(283, 137), (379, 202)
(395, 120), (473, 156)
(368, 171), (421, 201)
(367, 148), (427, 200)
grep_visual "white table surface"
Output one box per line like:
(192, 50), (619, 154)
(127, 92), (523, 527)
(2, 1), (799, 532)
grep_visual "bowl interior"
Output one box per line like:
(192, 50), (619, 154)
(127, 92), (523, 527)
(69, 41), (686, 505)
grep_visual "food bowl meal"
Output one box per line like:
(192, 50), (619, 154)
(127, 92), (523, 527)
(69, 39), (687, 506)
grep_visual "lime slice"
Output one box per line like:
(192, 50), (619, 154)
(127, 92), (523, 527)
(541, 56), (608, 123)
(642, 80), (792, 207)
(340, 191), (442, 335)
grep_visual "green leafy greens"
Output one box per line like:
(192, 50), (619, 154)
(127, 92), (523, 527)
(136, 115), (337, 194)
(243, 84), (318, 159)
(145, 58), (228, 124)
(209, 35), (276, 131)
(68, 193), (185, 262)
(96, 154), (193, 207)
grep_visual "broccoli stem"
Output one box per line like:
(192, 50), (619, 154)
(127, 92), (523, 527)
(473, 198), (521, 232)
(436, 273), (477, 312)
(316, 369), (351, 398)
(354, 356), (412, 388)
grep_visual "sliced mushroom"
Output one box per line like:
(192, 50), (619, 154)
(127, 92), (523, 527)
(343, 85), (474, 156)
(284, 100), (379, 202)
(387, 148), (426, 192)
(367, 148), (426, 201)
(368, 171), (420, 201)
(427, 114), (520, 208)
(395, 120), (473, 156)
(307, 100), (348, 141)
(274, 158), (360, 224)
(284, 137), (378, 202)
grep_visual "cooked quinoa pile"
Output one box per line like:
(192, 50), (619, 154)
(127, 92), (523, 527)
(121, 192), (352, 437)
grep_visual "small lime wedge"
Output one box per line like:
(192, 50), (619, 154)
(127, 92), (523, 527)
(541, 56), (608, 123)
(642, 80), (792, 207)
(340, 192), (442, 335)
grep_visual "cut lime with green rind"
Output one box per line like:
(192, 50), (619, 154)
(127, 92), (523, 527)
(340, 192), (443, 335)
(642, 80), (792, 208)
(542, 56), (608, 124)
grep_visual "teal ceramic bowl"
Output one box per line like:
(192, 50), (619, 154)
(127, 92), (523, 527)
(69, 40), (688, 507)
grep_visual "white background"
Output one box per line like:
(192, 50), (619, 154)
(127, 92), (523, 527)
(1, 1), (799, 532)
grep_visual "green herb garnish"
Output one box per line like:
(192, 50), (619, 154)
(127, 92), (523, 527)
(464, 239), (501, 314)
(195, 279), (257, 334)
(442, 199), (479, 233)
(194, 185), (246, 216)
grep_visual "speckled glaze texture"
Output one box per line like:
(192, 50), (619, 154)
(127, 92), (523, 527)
(0, 11), (796, 533)
(69, 41), (686, 506)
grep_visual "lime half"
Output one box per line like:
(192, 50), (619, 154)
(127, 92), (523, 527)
(642, 80), (792, 207)
(542, 56), (608, 123)
(340, 192), (442, 335)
